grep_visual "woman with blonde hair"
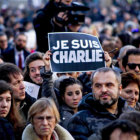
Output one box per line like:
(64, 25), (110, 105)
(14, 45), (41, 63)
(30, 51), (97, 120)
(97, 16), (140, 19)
(22, 97), (74, 140)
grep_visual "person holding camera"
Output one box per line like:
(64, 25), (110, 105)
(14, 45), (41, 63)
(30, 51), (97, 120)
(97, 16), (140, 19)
(33, 0), (87, 53)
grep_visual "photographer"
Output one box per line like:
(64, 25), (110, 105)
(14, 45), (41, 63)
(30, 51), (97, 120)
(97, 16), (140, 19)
(33, 0), (88, 53)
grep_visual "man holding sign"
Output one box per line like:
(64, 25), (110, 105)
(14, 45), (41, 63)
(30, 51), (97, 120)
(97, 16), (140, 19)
(48, 32), (107, 72)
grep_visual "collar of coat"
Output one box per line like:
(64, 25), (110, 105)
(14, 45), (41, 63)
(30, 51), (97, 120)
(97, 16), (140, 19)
(78, 93), (134, 118)
(22, 123), (74, 140)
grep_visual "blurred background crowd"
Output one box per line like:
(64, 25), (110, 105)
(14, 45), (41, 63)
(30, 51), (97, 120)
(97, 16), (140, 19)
(0, 0), (140, 53)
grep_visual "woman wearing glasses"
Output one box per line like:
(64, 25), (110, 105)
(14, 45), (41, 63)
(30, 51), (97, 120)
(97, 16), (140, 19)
(22, 97), (74, 140)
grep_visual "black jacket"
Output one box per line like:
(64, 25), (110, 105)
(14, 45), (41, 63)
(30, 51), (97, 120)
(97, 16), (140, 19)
(59, 104), (75, 130)
(68, 93), (133, 140)
(33, 1), (66, 52)
(0, 118), (15, 140)
(2, 48), (30, 70)
(77, 72), (92, 95)
(41, 67), (59, 108)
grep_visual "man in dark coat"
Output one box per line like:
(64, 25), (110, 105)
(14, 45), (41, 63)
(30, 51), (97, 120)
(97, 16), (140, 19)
(33, 0), (82, 53)
(68, 67), (133, 140)
(2, 32), (30, 70)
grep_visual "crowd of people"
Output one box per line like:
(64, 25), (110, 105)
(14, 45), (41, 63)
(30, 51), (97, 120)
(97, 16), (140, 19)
(0, 0), (140, 140)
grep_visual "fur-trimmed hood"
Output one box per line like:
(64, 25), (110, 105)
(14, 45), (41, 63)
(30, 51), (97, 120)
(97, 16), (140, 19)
(22, 123), (74, 140)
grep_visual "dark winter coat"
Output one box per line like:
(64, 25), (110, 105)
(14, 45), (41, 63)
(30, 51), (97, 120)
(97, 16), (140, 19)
(77, 72), (92, 95)
(33, 1), (66, 52)
(68, 93), (133, 140)
(41, 67), (59, 108)
(59, 104), (75, 130)
(0, 118), (15, 140)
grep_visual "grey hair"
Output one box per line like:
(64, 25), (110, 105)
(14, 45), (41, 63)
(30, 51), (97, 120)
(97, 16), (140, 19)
(118, 45), (136, 59)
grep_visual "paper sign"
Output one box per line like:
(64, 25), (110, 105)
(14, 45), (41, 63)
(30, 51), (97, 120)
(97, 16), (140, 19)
(48, 32), (105, 72)
(24, 81), (40, 99)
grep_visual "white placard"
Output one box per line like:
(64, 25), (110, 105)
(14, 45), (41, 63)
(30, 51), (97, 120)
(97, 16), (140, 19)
(24, 81), (40, 99)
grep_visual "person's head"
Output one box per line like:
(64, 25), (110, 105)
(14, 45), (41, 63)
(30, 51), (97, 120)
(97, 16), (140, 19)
(124, 20), (137, 32)
(102, 37), (118, 58)
(118, 33), (133, 46)
(0, 80), (13, 118)
(59, 77), (83, 111)
(121, 72), (140, 108)
(101, 24), (113, 37)
(117, 45), (136, 72)
(0, 63), (25, 102)
(24, 21), (33, 31)
(0, 32), (8, 50)
(0, 80), (25, 132)
(91, 67), (122, 109)
(0, 80), (24, 129)
(101, 120), (140, 140)
(28, 97), (60, 139)
(122, 48), (140, 77)
(14, 32), (27, 51)
(119, 111), (140, 127)
(24, 52), (45, 85)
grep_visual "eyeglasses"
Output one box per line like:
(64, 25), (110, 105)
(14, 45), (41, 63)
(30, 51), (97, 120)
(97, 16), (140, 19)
(127, 63), (140, 69)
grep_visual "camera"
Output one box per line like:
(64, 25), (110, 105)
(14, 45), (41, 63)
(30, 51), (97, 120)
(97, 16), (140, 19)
(55, 2), (90, 25)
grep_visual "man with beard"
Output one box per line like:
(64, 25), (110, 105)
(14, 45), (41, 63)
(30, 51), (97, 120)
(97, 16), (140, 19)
(2, 32), (30, 70)
(68, 67), (133, 140)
